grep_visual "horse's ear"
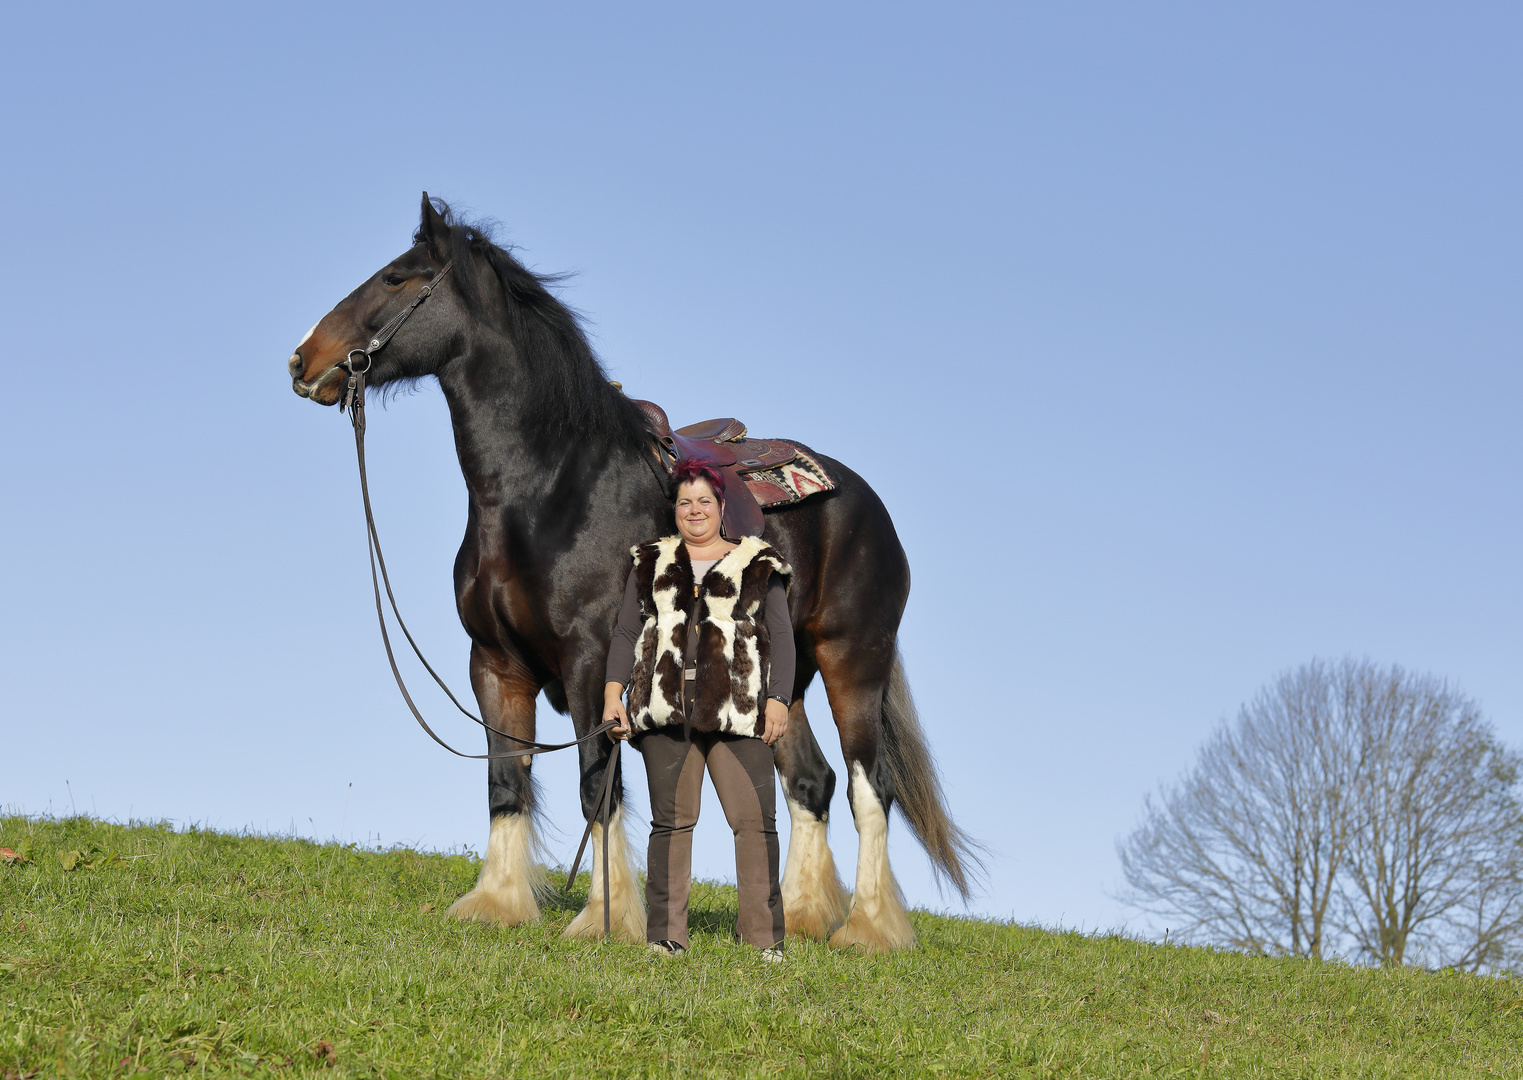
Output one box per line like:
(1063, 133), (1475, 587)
(418, 191), (448, 257)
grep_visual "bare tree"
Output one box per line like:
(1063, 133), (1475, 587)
(1439, 836), (1523, 973)
(1119, 658), (1523, 971)
(1336, 663), (1523, 968)
(1118, 661), (1356, 958)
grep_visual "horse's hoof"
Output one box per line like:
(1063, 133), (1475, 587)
(448, 813), (546, 926)
(561, 811), (646, 943)
(562, 901), (645, 943)
(782, 808), (850, 940)
(783, 886), (850, 941)
(827, 903), (917, 953)
(827, 919), (916, 953)
(447, 886), (540, 926)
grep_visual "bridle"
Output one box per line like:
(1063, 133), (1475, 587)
(336, 258), (623, 934)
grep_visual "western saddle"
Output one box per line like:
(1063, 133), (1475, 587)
(627, 396), (800, 538)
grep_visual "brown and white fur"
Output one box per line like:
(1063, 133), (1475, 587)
(625, 535), (789, 737)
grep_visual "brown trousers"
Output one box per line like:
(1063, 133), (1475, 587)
(635, 721), (784, 948)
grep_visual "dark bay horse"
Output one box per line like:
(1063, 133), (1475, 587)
(288, 195), (977, 951)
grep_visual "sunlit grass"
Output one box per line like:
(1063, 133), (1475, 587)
(2, 815), (1521, 1078)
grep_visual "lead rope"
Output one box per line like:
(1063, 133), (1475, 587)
(340, 267), (620, 937)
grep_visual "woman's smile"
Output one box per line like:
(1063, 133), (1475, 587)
(675, 484), (725, 549)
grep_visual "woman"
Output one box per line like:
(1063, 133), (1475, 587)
(604, 459), (795, 960)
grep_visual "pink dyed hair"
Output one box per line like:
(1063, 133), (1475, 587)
(671, 458), (726, 501)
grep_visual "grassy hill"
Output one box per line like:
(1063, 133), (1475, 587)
(2, 816), (1520, 1078)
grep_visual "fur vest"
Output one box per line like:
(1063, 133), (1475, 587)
(625, 535), (791, 738)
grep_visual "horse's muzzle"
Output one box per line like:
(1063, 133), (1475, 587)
(291, 361), (345, 405)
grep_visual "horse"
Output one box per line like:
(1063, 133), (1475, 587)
(287, 194), (978, 952)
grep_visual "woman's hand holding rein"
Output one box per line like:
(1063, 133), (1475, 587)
(604, 681), (631, 740)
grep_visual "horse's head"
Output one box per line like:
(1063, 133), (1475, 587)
(289, 193), (463, 405)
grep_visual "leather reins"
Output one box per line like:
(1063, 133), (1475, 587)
(335, 260), (622, 935)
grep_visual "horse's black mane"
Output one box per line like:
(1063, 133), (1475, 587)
(420, 202), (651, 452)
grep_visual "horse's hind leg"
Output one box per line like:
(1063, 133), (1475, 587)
(817, 640), (917, 953)
(448, 646), (547, 926)
(774, 693), (850, 940)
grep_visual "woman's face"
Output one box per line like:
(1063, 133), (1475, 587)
(675, 479), (723, 545)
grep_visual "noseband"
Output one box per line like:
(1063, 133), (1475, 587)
(337, 255), (622, 934)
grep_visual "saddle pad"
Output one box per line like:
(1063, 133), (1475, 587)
(738, 443), (837, 508)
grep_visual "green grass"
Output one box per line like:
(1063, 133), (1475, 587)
(2, 816), (1521, 1079)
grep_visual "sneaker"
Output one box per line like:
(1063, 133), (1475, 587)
(760, 945), (786, 963)
(649, 940), (687, 957)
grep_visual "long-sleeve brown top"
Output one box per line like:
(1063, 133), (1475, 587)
(604, 566), (795, 705)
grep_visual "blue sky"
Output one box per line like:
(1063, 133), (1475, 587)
(2, 3), (1518, 932)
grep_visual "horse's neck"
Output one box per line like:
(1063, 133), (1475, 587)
(437, 349), (638, 514)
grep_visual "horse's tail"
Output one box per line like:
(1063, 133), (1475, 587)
(880, 648), (985, 901)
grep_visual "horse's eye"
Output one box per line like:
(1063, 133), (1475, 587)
(383, 273), (406, 287)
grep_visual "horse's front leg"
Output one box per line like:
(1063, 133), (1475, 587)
(561, 651), (646, 943)
(447, 645), (547, 926)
